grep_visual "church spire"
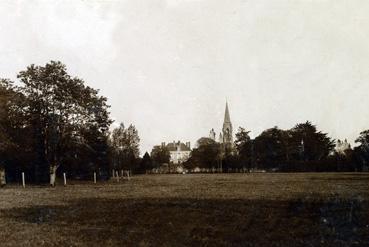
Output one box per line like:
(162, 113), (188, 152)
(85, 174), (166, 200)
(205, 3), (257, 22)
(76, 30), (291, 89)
(222, 101), (233, 144)
(224, 101), (231, 124)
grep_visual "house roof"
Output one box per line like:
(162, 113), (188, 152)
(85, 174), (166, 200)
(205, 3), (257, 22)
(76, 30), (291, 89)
(166, 142), (191, 152)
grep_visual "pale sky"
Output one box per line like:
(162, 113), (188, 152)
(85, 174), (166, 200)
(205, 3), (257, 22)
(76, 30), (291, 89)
(1, 0), (369, 154)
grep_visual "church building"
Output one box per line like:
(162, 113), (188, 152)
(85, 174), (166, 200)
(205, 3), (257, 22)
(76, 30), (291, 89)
(209, 102), (234, 147)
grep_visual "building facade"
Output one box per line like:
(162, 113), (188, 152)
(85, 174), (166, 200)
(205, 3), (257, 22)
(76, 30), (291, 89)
(164, 141), (191, 164)
(335, 139), (351, 155)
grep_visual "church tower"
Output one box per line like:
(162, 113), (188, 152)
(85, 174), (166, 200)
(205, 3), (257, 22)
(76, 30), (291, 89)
(222, 102), (233, 144)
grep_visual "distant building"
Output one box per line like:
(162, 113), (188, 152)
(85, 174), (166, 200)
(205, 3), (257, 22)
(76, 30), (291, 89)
(209, 102), (234, 146)
(163, 141), (191, 164)
(335, 139), (351, 155)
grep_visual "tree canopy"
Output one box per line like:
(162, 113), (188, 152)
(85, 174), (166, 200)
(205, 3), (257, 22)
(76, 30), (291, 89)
(0, 61), (113, 183)
(185, 137), (221, 169)
(151, 145), (170, 167)
(110, 123), (140, 171)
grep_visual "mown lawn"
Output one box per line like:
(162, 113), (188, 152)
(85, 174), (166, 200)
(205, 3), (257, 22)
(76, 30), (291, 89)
(0, 173), (368, 246)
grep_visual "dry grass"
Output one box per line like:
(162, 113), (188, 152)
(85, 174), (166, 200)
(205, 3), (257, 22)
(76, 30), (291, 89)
(0, 173), (368, 246)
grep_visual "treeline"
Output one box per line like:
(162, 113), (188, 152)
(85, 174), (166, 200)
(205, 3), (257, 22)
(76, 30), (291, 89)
(1, 61), (368, 186)
(0, 61), (144, 186)
(183, 123), (369, 172)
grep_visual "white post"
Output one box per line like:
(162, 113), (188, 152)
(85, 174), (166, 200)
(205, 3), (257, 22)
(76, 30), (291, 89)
(121, 169), (124, 178)
(94, 172), (97, 184)
(50, 164), (58, 187)
(112, 169), (115, 178)
(116, 171), (119, 182)
(127, 170), (130, 180)
(63, 173), (67, 186)
(22, 172), (25, 188)
(0, 166), (6, 187)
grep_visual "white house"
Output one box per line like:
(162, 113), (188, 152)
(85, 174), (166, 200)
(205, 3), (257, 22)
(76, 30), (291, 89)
(165, 141), (191, 164)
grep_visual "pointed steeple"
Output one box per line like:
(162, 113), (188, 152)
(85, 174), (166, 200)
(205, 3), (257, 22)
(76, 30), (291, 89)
(224, 101), (231, 123)
(222, 101), (233, 144)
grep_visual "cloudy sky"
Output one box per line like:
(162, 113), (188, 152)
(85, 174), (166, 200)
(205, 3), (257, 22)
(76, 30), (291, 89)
(1, 0), (368, 153)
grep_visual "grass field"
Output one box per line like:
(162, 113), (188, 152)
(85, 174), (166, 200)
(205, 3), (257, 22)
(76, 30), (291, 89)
(0, 173), (368, 246)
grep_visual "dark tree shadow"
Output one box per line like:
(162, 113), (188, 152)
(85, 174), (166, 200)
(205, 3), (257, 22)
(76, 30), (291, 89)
(1, 197), (368, 246)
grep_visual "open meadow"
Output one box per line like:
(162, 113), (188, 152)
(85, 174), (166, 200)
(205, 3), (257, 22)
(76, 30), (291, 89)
(1, 173), (368, 246)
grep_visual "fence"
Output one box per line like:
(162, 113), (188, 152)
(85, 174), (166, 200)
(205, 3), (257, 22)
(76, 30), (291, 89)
(4, 169), (133, 188)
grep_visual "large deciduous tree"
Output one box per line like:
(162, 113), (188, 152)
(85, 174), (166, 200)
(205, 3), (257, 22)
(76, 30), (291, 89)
(0, 80), (14, 186)
(151, 145), (170, 167)
(0, 79), (33, 184)
(234, 127), (252, 169)
(139, 152), (153, 173)
(353, 130), (369, 171)
(188, 137), (221, 169)
(110, 123), (140, 171)
(289, 121), (335, 161)
(4, 61), (112, 185)
(253, 127), (290, 169)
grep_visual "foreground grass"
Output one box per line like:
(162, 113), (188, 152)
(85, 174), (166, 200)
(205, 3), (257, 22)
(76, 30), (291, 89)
(0, 173), (368, 246)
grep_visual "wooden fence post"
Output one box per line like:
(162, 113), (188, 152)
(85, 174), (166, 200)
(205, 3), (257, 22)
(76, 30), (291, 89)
(22, 172), (25, 188)
(0, 167), (6, 187)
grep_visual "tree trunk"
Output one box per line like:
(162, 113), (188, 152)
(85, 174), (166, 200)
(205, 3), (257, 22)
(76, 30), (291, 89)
(0, 165), (6, 187)
(50, 163), (58, 186)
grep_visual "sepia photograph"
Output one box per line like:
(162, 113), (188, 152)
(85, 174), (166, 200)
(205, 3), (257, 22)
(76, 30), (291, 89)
(0, 0), (369, 246)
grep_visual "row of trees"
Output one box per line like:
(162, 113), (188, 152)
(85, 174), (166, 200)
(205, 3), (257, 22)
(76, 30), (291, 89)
(183, 122), (369, 172)
(132, 146), (171, 173)
(1, 61), (368, 185)
(0, 61), (145, 186)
